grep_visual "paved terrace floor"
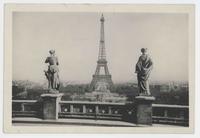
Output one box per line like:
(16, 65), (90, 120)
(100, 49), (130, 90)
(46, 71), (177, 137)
(12, 117), (185, 127)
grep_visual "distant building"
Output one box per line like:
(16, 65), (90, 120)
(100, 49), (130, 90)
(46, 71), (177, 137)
(160, 85), (170, 93)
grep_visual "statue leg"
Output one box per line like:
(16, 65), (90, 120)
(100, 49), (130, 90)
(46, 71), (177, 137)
(50, 73), (54, 89)
(138, 80), (149, 96)
(140, 81), (145, 93)
(48, 79), (51, 89)
(137, 75), (142, 94)
(56, 72), (60, 90)
(145, 80), (151, 95)
(52, 72), (56, 89)
(48, 73), (52, 89)
(52, 72), (59, 90)
(56, 73), (60, 90)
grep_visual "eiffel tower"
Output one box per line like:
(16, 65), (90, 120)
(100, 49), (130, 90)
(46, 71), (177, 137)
(90, 14), (113, 91)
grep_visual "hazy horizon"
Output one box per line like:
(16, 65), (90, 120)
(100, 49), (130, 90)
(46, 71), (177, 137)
(13, 12), (189, 83)
(12, 78), (189, 84)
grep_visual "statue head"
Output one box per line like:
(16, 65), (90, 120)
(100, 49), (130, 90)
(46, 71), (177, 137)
(141, 48), (147, 54)
(49, 50), (55, 55)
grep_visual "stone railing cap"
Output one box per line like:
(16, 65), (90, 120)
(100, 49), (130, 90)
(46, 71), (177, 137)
(135, 96), (155, 101)
(41, 93), (64, 97)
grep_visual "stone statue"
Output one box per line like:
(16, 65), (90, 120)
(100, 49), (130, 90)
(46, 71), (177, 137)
(135, 48), (153, 96)
(44, 50), (60, 93)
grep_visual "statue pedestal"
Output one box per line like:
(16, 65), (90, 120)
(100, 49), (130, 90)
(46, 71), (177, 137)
(135, 96), (155, 125)
(41, 93), (63, 120)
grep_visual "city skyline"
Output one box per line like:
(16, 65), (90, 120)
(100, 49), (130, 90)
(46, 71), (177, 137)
(13, 12), (189, 83)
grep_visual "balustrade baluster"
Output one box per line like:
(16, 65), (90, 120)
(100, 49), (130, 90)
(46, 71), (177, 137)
(83, 105), (86, 113)
(70, 105), (74, 113)
(21, 103), (25, 112)
(58, 104), (61, 113)
(95, 105), (99, 114)
(108, 106), (112, 114)
(164, 109), (168, 117)
(179, 110), (185, 119)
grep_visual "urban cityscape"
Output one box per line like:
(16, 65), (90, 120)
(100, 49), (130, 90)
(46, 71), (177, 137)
(11, 13), (189, 128)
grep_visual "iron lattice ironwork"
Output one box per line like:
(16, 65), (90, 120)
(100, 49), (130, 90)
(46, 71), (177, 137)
(90, 14), (113, 91)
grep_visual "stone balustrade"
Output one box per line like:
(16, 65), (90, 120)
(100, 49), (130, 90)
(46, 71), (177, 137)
(12, 99), (189, 126)
(59, 101), (125, 120)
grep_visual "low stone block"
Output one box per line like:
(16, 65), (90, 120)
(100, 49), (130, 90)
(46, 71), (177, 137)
(41, 93), (63, 120)
(135, 96), (155, 125)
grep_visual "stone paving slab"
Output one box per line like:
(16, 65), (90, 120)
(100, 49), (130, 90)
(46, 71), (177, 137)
(12, 117), (137, 127)
(12, 117), (185, 127)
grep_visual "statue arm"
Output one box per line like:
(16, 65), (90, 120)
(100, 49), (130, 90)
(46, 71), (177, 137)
(135, 61), (139, 73)
(135, 56), (142, 73)
(45, 57), (49, 63)
(149, 58), (153, 68)
(144, 56), (153, 70)
(56, 57), (59, 65)
(143, 57), (153, 76)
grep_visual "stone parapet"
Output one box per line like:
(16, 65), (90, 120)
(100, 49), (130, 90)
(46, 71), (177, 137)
(135, 96), (155, 125)
(41, 93), (63, 120)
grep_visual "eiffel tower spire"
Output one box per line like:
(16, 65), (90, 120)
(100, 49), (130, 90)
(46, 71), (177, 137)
(90, 14), (113, 91)
(98, 14), (106, 60)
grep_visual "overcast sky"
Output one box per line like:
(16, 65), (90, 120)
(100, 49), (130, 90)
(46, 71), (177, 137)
(13, 12), (188, 83)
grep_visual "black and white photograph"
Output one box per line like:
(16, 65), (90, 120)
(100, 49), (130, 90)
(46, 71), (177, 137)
(3, 4), (195, 133)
